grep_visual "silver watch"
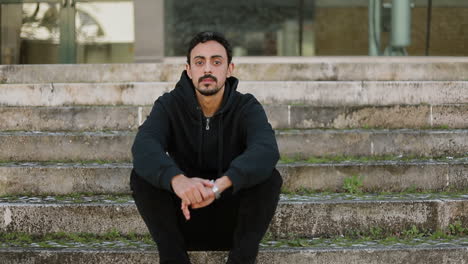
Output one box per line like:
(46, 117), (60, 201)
(211, 183), (221, 199)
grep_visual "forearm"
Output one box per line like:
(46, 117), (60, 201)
(132, 135), (183, 191)
(225, 142), (279, 193)
(132, 100), (182, 191)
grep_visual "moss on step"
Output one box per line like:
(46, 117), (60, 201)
(0, 160), (129, 165)
(280, 189), (468, 200)
(279, 154), (468, 164)
(1, 225), (467, 250)
(0, 230), (155, 249)
(1, 190), (468, 205)
(262, 224), (468, 248)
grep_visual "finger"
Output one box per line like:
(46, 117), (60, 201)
(181, 203), (190, 220)
(200, 186), (214, 201)
(202, 180), (214, 187)
(180, 194), (191, 206)
(186, 190), (199, 205)
(187, 190), (201, 204)
(203, 180), (215, 191)
(191, 203), (201, 209)
(192, 197), (214, 209)
(191, 200), (206, 209)
(192, 178), (214, 187)
(192, 185), (204, 203)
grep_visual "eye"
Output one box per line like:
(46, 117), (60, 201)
(194, 60), (204, 66)
(213, 60), (222, 65)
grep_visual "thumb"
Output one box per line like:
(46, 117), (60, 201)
(181, 203), (190, 220)
(202, 179), (214, 187)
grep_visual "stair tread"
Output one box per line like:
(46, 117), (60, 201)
(0, 237), (467, 251)
(1, 193), (467, 205)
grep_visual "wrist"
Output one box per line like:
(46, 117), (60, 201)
(210, 182), (222, 199)
(171, 174), (186, 187)
(215, 176), (232, 193)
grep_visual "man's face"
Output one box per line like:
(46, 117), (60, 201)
(186, 40), (234, 96)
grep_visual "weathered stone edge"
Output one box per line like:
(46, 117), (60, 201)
(2, 60), (468, 83)
(0, 246), (467, 264)
(0, 199), (466, 237)
(0, 129), (467, 161)
(1, 81), (467, 106)
(1, 104), (467, 130)
(0, 160), (467, 195)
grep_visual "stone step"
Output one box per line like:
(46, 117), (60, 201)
(1, 130), (466, 162)
(1, 160), (467, 195)
(0, 194), (466, 238)
(276, 129), (468, 158)
(1, 57), (468, 83)
(1, 81), (467, 106)
(1, 241), (467, 264)
(2, 104), (468, 131)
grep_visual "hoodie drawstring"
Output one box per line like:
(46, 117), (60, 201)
(197, 109), (203, 177)
(217, 113), (224, 178)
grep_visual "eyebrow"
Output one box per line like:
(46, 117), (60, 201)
(193, 55), (224, 60)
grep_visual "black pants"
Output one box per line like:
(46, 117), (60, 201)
(130, 169), (282, 264)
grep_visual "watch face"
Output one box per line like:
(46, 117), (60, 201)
(212, 185), (221, 199)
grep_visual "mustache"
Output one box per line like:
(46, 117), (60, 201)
(198, 75), (217, 83)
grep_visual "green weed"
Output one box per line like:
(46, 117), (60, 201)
(342, 175), (364, 194)
(448, 221), (466, 236)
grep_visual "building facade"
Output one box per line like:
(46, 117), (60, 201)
(0, 0), (467, 64)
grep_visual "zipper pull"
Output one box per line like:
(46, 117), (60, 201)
(206, 118), (210, 130)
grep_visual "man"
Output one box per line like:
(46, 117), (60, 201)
(130, 31), (282, 264)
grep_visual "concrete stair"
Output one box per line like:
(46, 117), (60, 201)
(1, 130), (467, 161)
(0, 160), (467, 195)
(0, 194), (467, 237)
(1, 57), (468, 83)
(1, 81), (467, 106)
(1, 246), (467, 264)
(0, 58), (467, 263)
(1, 104), (468, 131)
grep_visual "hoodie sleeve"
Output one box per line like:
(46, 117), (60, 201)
(131, 97), (183, 192)
(224, 96), (280, 193)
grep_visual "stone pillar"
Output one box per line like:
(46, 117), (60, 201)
(134, 0), (164, 62)
(1, 4), (22, 64)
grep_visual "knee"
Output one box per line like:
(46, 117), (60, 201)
(129, 169), (141, 192)
(252, 169), (282, 196)
(130, 169), (160, 195)
(268, 168), (283, 191)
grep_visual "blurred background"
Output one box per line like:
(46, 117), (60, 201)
(0, 0), (467, 64)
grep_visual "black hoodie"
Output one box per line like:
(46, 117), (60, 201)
(131, 71), (279, 194)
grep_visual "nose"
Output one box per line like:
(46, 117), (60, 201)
(203, 63), (212, 74)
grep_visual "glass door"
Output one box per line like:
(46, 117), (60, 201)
(0, 0), (134, 64)
(0, 0), (75, 63)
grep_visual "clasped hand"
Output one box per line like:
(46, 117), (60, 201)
(171, 175), (216, 220)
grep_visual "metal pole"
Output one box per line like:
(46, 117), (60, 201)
(298, 0), (304, 56)
(425, 0), (432, 56)
(59, 0), (76, 63)
(390, 0), (411, 47)
(368, 0), (381, 56)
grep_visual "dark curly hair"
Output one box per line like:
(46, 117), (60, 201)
(186, 31), (233, 65)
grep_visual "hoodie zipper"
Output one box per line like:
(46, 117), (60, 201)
(206, 117), (210, 130)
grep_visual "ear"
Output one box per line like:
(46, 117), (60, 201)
(227, 62), (235, 78)
(185, 64), (192, 79)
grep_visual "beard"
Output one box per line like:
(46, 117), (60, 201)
(195, 74), (222, 96)
(195, 84), (223, 96)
